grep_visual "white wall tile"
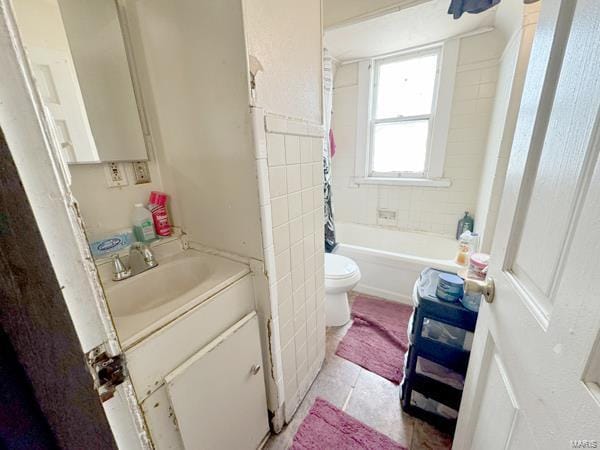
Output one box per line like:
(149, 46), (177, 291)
(289, 217), (303, 245)
(277, 274), (292, 305)
(302, 213), (314, 237)
(269, 166), (288, 198)
(292, 285), (306, 314)
(291, 264), (305, 292)
(265, 114), (288, 134)
(300, 137), (312, 163)
(271, 196), (289, 227)
(301, 189), (314, 214)
(290, 242), (304, 269)
(313, 186), (323, 209)
(273, 223), (290, 254)
(262, 121), (328, 419)
(287, 191), (302, 220)
(275, 249), (290, 281)
(267, 133), (286, 166)
(281, 341), (297, 395)
(278, 293), (292, 327)
(303, 234), (314, 259)
(305, 276), (316, 300)
(304, 255), (315, 282)
(313, 208), (323, 237)
(312, 137), (323, 162)
(287, 120), (308, 136)
(301, 164), (313, 190)
(312, 163), (323, 187)
(285, 135), (301, 164)
(286, 165), (301, 193)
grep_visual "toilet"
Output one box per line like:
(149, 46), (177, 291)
(324, 253), (361, 326)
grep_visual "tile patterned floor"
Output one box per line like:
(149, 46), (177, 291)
(264, 293), (453, 450)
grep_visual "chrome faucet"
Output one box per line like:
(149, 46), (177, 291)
(111, 243), (158, 281)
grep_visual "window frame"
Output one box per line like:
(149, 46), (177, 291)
(369, 47), (441, 179)
(353, 40), (459, 187)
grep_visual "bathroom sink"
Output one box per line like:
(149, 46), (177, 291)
(104, 250), (249, 347)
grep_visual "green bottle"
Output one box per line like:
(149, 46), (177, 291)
(456, 211), (474, 240)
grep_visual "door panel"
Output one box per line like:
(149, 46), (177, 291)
(27, 47), (99, 163)
(511, 12), (600, 319)
(455, 0), (600, 448)
(469, 335), (518, 450)
(166, 313), (269, 450)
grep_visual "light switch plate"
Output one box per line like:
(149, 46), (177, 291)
(132, 161), (151, 185)
(104, 162), (128, 188)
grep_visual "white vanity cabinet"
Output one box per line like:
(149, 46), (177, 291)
(124, 274), (269, 449)
(166, 313), (268, 450)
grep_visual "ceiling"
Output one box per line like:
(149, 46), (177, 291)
(325, 0), (497, 62)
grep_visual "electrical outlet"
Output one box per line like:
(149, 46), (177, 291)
(104, 162), (128, 188)
(132, 161), (151, 185)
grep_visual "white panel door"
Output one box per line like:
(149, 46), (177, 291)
(1, 4), (149, 449)
(166, 313), (269, 450)
(454, 1), (600, 448)
(26, 46), (98, 163)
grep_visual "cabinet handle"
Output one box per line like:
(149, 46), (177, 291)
(250, 364), (261, 375)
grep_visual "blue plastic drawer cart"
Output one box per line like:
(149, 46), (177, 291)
(401, 268), (479, 433)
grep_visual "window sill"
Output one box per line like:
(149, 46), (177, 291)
(353, 177), (452, 187)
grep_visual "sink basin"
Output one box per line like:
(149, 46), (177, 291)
(104, 250), (249, 347)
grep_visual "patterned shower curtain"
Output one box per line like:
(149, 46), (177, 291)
(322, 49), (336, 252)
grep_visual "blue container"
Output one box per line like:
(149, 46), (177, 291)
(436, 273), (464, 302)
(461, 293), (482, 312)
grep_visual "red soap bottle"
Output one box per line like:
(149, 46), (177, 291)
(148, 191), (171, 237)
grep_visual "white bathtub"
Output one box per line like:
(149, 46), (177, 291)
(334, 222), (459, 304)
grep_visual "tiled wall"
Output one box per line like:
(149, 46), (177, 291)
(253, 111), (327, 422)
(331, 32), (505, 237)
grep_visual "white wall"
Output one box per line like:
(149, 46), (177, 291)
(323, 0), (429, 29)
(243, 0), (326, 426)
(331, 31), (504, 237)
(125, 0), (263, 260)
(475, 3), (540, 251)
(243, 0), (322, 124)
(70, 163), (164, 237)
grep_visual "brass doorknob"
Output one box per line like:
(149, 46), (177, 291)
(464, 276), (495, 303)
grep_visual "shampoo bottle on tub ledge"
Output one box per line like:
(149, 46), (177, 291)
(132, 203), (156, 243)
(148, 191), (172, 237)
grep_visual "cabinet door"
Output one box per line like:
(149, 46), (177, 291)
(165, 313), (269, 450)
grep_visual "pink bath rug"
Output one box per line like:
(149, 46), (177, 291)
(335, 294), (413, 384)
(291, 397), (406, 450)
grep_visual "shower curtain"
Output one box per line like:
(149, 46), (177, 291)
(323, 49), (336, 252)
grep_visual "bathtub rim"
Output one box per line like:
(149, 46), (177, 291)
(334, 242), (460, 303)
(334, 242), (459, 273)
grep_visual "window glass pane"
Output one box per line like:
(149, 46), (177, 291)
(375, 53), (438, 119)
(372, 120), (428, 174)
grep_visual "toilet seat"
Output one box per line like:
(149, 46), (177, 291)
(325, 253), (359, 280)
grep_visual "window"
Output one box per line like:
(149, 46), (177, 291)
(371, 49), (440, 177)
(354, 42), (457, 186)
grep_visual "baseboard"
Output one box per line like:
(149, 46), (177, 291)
(354, 283), (413, 306)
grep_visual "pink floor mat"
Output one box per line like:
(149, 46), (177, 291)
(335, 295), (413, 384)
(291, 398), (406, 450)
